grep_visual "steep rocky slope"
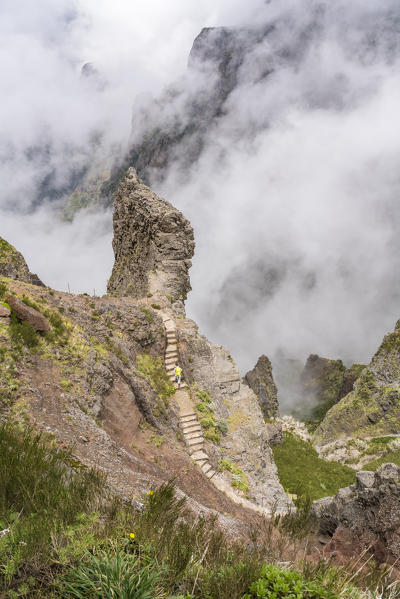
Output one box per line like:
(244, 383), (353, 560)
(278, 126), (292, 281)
(245, 354), (279, 419)
(107, 169), (291, 512)
(312, 463), (400, 570)
(0, 237), (43, 286)
(300, 354), (364, 423)
(0, 168), (292, 522)
(316, 322), (400, 444)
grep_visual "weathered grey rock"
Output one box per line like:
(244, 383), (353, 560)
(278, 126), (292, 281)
(6, 294), (50, 331)
(311, 463), (400, 565)
(86, 356), (113, 396)
(0, 304), (10, 318)
(107, 169), (195, 303)
(245, 355), (279, 419)
(177, 317), (292, 512)
(264, 421), (284, 446)
(0, 237), (44, 286)
(316, 321), (400, 443)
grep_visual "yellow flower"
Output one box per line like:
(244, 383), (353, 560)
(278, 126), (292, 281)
(148, 490), (154, 496)
(129, 532), (135, 539)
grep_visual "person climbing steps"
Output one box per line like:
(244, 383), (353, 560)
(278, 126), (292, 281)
(174, 364), (182, 388)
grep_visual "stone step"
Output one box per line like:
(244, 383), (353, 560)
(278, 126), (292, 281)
(187, 436), (204, 447)
(180, 418), (199, 428)
(165, 359), (177, 367)
(201, 462), (212, 474)
(188, 443), (204, 455)
(185, 431), (203, 441)
(180, 411), (196, 420)
(197, 458), (208, 468)
(191, 450), (208, 462)
(181, 424), (202, 434)
(206, 469), (216, 479)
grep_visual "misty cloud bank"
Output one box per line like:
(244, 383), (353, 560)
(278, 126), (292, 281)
(2, 0), (400, 412)
(150, 1), (400, 388)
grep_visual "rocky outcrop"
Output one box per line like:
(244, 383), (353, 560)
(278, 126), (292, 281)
(301, 355), (346, 422)
(6, 294), (50, 331)
(0, 237), (44, 286)
(244, 355), (279, 419)
(316, 322), (400, 444)
(177, 317), (292, 512)
(311, 463), (400, 567)
(107, 169), (194, 304)
(299, 355), (365, 424)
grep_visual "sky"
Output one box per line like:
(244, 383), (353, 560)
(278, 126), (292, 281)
(2, 0), (400, 408)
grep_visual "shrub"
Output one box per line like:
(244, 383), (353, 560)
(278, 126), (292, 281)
(151, 303), (161, 310)
(194, 386), (221, 444)
(243, 564), (338, 599)
(218, 459), (250, 496)
(0, 422), (105, 592)
(61, 550), (166, 599)
(140, 306), (154, 324)
(8, 313), (39, 349)
(0, 281), (7, 299)
(136, 354), (175, 402)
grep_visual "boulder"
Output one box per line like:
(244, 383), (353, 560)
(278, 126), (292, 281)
(6, 295), (50, 331)
(244, 355), (279, 418)
(311, 463), (400, 566)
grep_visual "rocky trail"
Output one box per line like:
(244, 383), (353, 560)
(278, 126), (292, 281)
(161, 312), (274, 515)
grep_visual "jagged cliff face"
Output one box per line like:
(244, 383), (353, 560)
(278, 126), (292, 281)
(107, 168), (194, 303)
(316, 322), (400, 444)
(0, 237), (43, 287)
(177, 319), (290, 511)
(245, 355), (279, 419)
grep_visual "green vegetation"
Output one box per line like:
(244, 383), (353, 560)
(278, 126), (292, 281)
(0, 279), (8, 299)
(272, 433), (356, 504)
(61, 550), (165, 599)
(9, 313), (39, 349)
(0, 422), (390, 598)
(218, 458), (249, 496)
(140, 306), (154, 324)
(61, 190), (92, 222)
(303, 360), (345, 425)
(0, 421), (105, 596)
(193, 387), (221, 444)
(136, 354), (175, 417)
(243, 563), (360, 599)
(363, 438), (400, 470)
(151, 303), (161, 310)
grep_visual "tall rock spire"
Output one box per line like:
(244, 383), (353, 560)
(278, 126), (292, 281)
(107, 168), (195, 303)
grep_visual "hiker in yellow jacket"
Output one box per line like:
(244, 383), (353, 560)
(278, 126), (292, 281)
(174, 364), (182, 388)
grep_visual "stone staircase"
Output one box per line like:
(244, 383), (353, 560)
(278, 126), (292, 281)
(160, 311), (272, 514)
(161, 313), (216, 479)
(179, 410), (216, 480)
(162, 314), (186, 388)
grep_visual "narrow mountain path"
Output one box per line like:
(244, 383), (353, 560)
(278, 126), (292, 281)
(161, 312), (274, 515)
